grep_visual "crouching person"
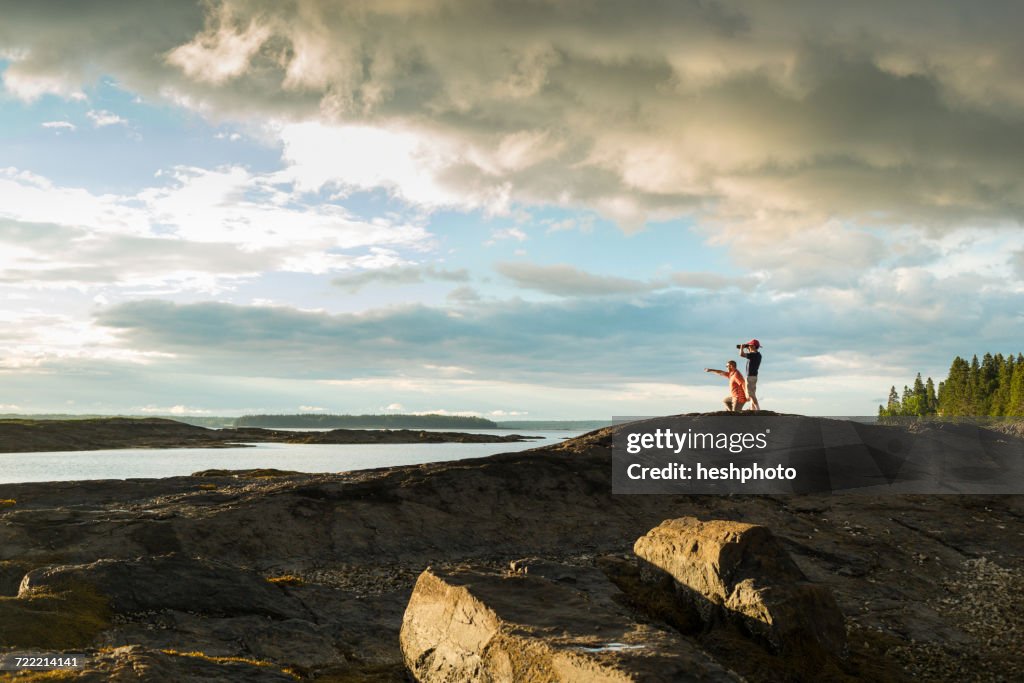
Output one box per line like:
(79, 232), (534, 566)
(705, 361), (747, 412)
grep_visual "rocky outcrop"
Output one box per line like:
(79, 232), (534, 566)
(400, 522), (849, 682)
(19, 554), (310, 620)
(400, 564), (741, 682)
(633, 517), (846, 658)
(0, 417), (1022, 680)
(61, 645), (298, 682)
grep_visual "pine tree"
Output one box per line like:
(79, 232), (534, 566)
(979, 353), (998, 413)
(968, 355), (981, 416)
(887, 386), (900, 412)
(908, 373), (927, 416)
(925, 377), (937, 414)
(1010, 362), (1024, 416)
(992, 354), (1014, 416)
(939, 356), (970, 415)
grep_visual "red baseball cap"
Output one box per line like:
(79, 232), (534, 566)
(746, 339), (761, 348)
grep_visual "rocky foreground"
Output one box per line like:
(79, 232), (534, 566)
(0, 416), (1022, 681)
(0, 418), (541, 453)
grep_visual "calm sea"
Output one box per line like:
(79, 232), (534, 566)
(0, 429), (585, 484)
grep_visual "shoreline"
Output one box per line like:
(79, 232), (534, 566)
(0, 417), (543, 454)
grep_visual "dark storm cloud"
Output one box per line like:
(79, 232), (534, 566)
(4, 1), (1024, 236)
(94, 278), (1024, 386)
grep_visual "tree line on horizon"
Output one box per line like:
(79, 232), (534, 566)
(879, 353), (1024, 417)
(234, 413), (499, 429)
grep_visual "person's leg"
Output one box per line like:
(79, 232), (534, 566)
(735, 400), (746, 412)
(723, 396), (734, 411)
(746, 376), (759, 411)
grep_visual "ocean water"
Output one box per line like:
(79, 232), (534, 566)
(0, 430), (585, 484)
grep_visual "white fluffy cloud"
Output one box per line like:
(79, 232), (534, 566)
(41, 120), (76, 131)
(86, 109), (127, 127)
(0, 165), (433, 289)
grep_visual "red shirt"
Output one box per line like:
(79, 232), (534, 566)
(728, 369), (747, 400)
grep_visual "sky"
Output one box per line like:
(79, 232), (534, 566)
(1, 0), (1023, 419)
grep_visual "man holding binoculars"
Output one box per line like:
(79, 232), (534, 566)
(738, 339), (762, 411)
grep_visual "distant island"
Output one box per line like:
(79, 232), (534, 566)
(235, 414), (612, 430)
(0, 418), (542, 454)
(0, 413), (611, 431)
(492, 419), (611, 430)
(234, 413), (498, 429)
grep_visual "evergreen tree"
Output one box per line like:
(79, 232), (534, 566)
(913, 373), (926, 400)
(881, 352), (1024, 418)
(1010, 361), (1024, 417)
(968, 355), (981, 415)
(907, 373), (928, 416)
(992, 354), (1014, 416)
(887, 386), (899, 412)
(979, 353), (999, 414)
(939, 356), (970, 415)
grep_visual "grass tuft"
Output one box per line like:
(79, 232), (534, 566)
(160, 650), (298, 678)
(267, 574), (305, 587)
(0, 580), (111, 650)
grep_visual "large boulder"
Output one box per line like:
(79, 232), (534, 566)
(633, 517), (846, 658)
(400, 564), (741, 682)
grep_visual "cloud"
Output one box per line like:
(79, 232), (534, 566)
(138, 404), (211, 415)
(165, 2), (270, 85)
(0, 307), (175, 369)
(0, 166), (433, 288)
(1012, 250), (1024, 280)
(544, 216), (595, 234)
(494, 262), (763, 296)
(495, 261), (656, 296)
(86, 109), (127, 127)
(671, 272), (760, 290)
(6, 1), (1022, 240)
(446, 285), (480, 304)
(331, 265), (469, 292)
(485, 227), (527, 245)
(41, 120), (76, 131)
(91, 267), (1024, 391)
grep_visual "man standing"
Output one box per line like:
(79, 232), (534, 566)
(705, 360), (747, 412)
(740, 339), (762, 411)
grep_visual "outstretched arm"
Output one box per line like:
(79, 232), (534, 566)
(704, 368), (728, 377)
